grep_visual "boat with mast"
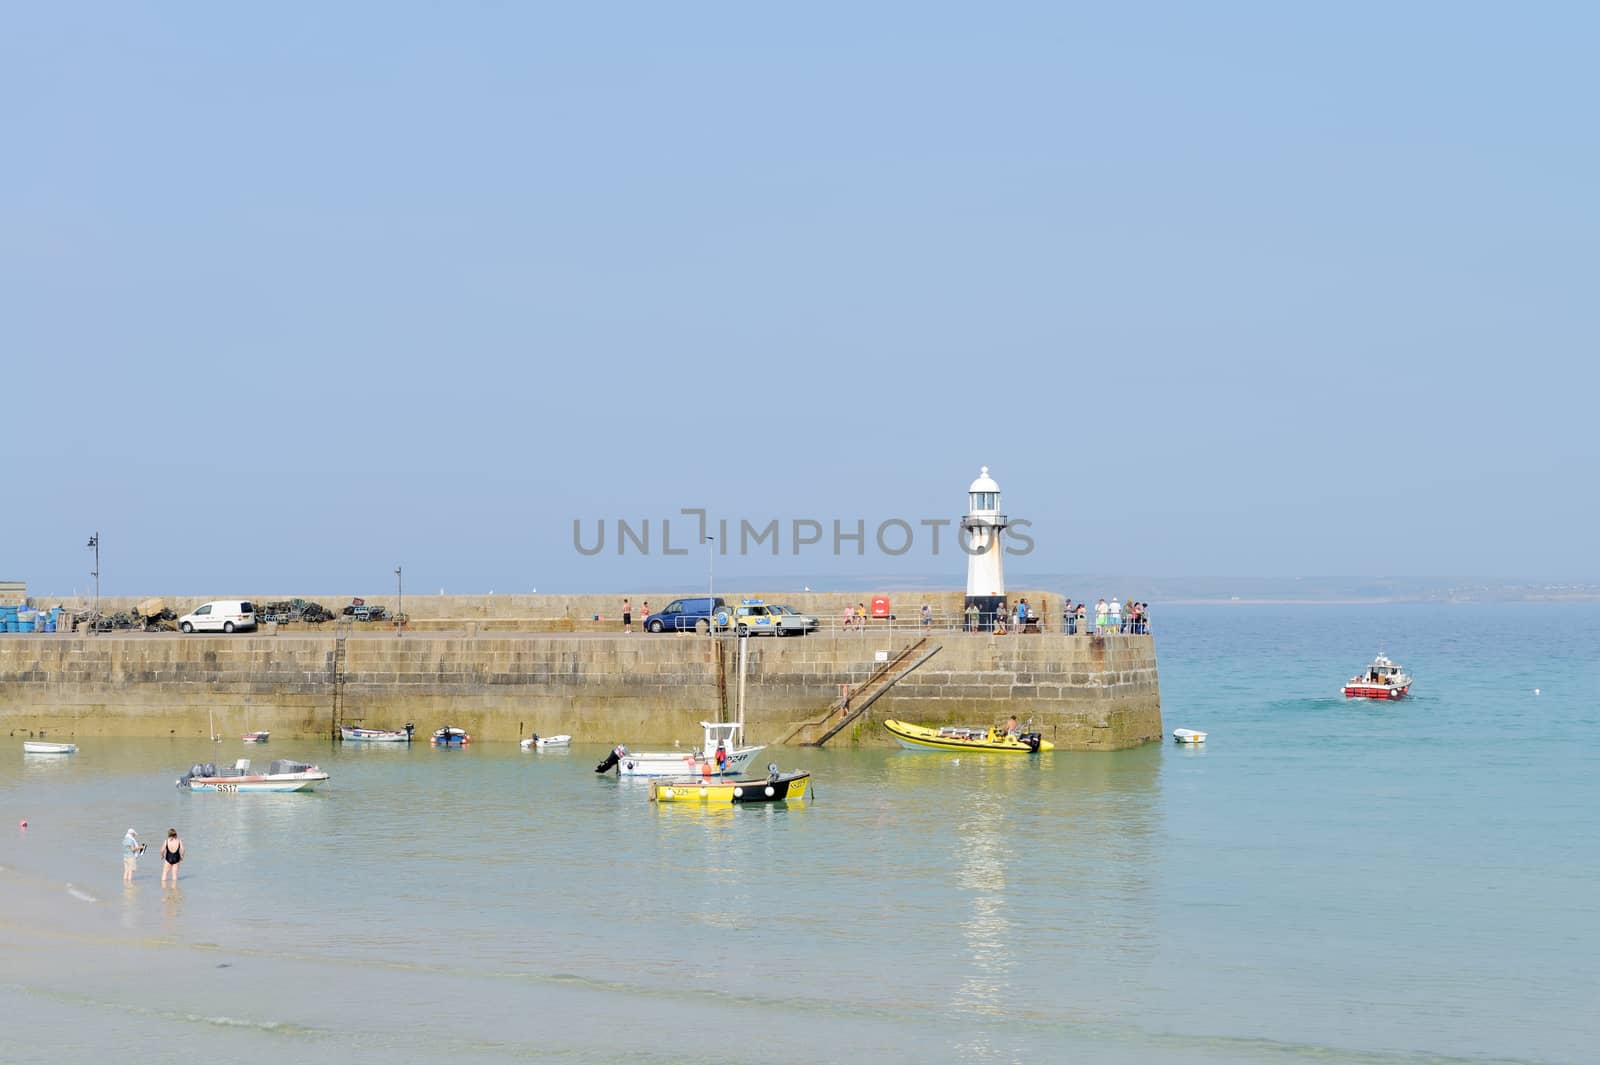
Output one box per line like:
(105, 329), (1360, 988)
(595, 636), (765, 777)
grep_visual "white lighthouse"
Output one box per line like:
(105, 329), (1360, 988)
(962, 466), (1007, 630)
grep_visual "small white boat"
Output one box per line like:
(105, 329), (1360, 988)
(520, 734), (571, 750)
(242, 731), (270, 743)
(1172, 728), (1207, 744)
(340, 723), (416, 743)
(178, 757), (328, 793)
(23, 741), (78, 755)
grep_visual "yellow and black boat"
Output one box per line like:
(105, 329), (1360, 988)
(883, 719), (1052, 753)
(649, 767), (811, 804)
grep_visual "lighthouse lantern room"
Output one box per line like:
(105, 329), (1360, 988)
(962, 466), (1007, 630)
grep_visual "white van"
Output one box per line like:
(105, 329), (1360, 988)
(178, 600), (258, 633)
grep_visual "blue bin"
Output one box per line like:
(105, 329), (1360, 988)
(44, 620), (56, 633)
(16, 619), (35, 633)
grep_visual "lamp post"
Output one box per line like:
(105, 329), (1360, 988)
(705, 534), (715, 636)
(86, 532), (100, 626)
(395, 565), (403, 638)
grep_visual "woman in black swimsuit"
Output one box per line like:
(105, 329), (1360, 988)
(161, 828), (185, 883)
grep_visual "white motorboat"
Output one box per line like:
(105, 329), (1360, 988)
(178, 758), (328, 793)
(23, 741), (78, 755)
(1172, 728), (1207, 744)
(520, 734), (571, 750)
(594, 721), (766, 777)
(1343, 651), (1412, 700)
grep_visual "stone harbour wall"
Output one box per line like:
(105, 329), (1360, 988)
(0, 628), (1160, 750)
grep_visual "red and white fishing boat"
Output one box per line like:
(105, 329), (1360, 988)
(1342, 652), (1411, 700)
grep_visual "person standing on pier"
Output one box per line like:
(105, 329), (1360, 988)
(622, 599), (632, 635)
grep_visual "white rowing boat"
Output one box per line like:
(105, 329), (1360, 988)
(23, 741), (78, 755)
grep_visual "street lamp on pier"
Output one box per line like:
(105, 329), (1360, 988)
(86, 532), (100, 626)
(705, 534), (715, 636)
(395, 565), (403, 638)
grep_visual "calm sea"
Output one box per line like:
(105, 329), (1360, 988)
(1, 603), (1596, 1065)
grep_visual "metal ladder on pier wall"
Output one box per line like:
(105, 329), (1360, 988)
(787, 637), (942, 747)
(329, 634), (350, 739)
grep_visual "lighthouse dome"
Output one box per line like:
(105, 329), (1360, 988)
(968, 466), (1000, 494)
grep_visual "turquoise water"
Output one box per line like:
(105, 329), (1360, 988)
(1, 603), (1596, 1065)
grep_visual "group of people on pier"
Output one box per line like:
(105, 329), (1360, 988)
(1060, 598), (1150, 635)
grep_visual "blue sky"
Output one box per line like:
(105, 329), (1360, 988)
(3, 3), (1596, 595)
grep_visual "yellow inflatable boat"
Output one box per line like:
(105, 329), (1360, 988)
(883, 720), (1052, 753)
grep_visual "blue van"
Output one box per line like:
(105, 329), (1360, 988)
(644, 596), (728, 633)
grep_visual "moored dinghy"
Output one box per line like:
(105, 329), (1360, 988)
(1172, 728), (1207, 744)
(242, 731), (270, 743)
(23, 741), (78, 755)
(520, 733), (571, 750)
(340, 723), (416, 742)
(431, 726), (471, 747)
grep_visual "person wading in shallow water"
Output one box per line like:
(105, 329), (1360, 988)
(123, 828), (143, 882)
(161, 828), (185, 884)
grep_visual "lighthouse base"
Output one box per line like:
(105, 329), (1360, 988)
(963, 594), (1006, 632)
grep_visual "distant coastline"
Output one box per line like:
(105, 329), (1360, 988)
(1163, 594), (1600, 605)
(721, 574), (1600, 605)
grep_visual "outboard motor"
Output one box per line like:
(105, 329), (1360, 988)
(202, 762), (218, 777)
(403, 722), (416, 739)
(1020, 732), (1043, 753)
(594, 745), (625, 774)
(189, 763), (206, 779)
